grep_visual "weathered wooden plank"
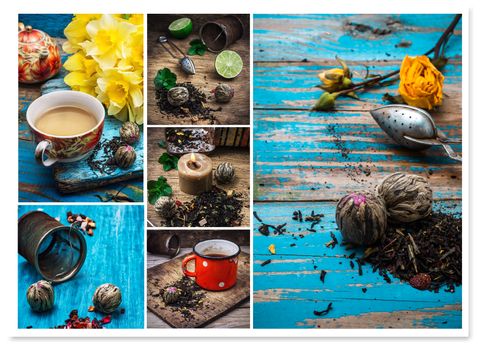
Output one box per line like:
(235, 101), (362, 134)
(19, 139), (144, 202)
(147, 14), (250, 126)
(252, 201), (461, 328)
(253, 61), (461, 111)
(18, 205), (145, 329)
(253, 109), (461, 202)
(254, 14), (462, 62)
(147, 127), (251, 227)
(147, 247), (250, 328)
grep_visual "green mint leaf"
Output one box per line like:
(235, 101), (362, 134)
(154, 68), (177, 90)
(188, 39), (207, 56)
(158, 152), (179, 171)
(147, 176), (173, 204)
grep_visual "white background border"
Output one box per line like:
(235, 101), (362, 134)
(3, 0), (480, 347)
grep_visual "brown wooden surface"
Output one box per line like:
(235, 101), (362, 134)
(147, 229), (250, 247)
(147, 14), (250, 126)
(147, 249), (250, 328)
(147, 127), (251, 227)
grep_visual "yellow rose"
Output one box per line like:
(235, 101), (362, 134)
(318, 68), (352, 93)
(399, 55), (444, 110)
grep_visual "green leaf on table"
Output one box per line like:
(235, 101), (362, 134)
(147, 176), (173, 204)
(158, 140), (167, 149)
(158, 152), (179, 171)
(154, 68), (177, 90)
(188, 39), (207, 56)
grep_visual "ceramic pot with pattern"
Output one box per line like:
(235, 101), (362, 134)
(18, 22), (62, 84)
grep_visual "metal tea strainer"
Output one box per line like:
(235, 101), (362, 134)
(369, 104), (462, 161)
(158, 35), (196, 75)
(18, 211), (87, 283)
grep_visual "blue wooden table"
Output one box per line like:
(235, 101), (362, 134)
(18, 14), (143, 202)
(253, 14), (462, 329)
(18, 205), (145, 329)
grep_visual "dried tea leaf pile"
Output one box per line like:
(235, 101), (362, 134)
(156, 82), (219, 124)
(363, 211), (462, 292)
(166, 187), (243, 227)
(87, 137), (125, 175)
(154, 276), (206, 322)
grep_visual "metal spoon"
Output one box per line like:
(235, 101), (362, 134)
(157, 35), (196, 75)
(369, 104), (461, 161)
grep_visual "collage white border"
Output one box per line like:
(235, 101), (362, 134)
(6, 0), (473, 341)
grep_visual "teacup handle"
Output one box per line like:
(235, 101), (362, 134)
(182, 254), (196, 277)
(35, 139), (58, 167)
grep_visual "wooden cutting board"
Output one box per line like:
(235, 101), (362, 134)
(40, 77), (143, 193)
(147, 252), (250, 328)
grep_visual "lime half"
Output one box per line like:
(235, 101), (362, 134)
(168, 18), (193, 39)
(215, 50), (243, 79)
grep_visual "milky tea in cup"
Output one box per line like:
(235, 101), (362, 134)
(35, 106), (98, 137)
(27, 90), (105, 166)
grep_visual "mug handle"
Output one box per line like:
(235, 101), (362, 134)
(182, 254), (196, 277)
(35, 139), (57, 167)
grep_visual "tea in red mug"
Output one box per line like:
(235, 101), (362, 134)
(182, 239), (240, 291)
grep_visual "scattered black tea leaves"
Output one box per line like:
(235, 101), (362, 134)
(313, 302), (333, 316)
(253, 211), (264, 223)
(261, 259), (272, 267)
(320, 270), (327, 283)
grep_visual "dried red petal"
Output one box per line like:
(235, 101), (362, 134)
(409, 273), (432, 290)
(100, 315), (112, 325)
(88, 305), (95, 312)
(175, 200), (182, 206)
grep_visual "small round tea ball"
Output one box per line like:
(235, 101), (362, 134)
(214, 162), (235, 184)
(377, 172), (432, 223)
(163, 286), (181, 305)
(119, 121), (140, 145)
(336, 192), (387, 246)
(115, 145), (137, 169)
(214, 83), (234, 103)
(26, 280), (54, 312)
(154, 196), (177, 219)
(93, 283), (122, 314)
(167, 86), (189, 106)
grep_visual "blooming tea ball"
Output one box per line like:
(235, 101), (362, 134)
(119, 121), (140, 145)
(154, 196), (177, 219)
(26, 280), (54, 312)
(115, 145), (137, 169)
(93, 283), (122, 314)
(214, 162), (235, 184)
(377, 172), (432, 223)
(163, 286), (181, 305)
(336, 192), (387, 246)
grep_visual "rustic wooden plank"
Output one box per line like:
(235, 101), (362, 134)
(147, 246), (250, 328)
(254, 14), (462, 62)
(253, 108), (462, 202)
(147, 250), (250, 328)
(18, 205), (145, 329)
(252, 200), (461, 328)
(147, 127), (251, 227)
(147, 14), (250, 125)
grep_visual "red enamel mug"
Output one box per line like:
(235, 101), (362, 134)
(182, 239), (240, 291)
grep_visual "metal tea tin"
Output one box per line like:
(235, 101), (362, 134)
(199, 15), (245, 52)
(147, 232), (180, 258)
(18, 211), (87, 283)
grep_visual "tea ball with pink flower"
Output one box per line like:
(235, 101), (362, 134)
(336, 192), (387, 246)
